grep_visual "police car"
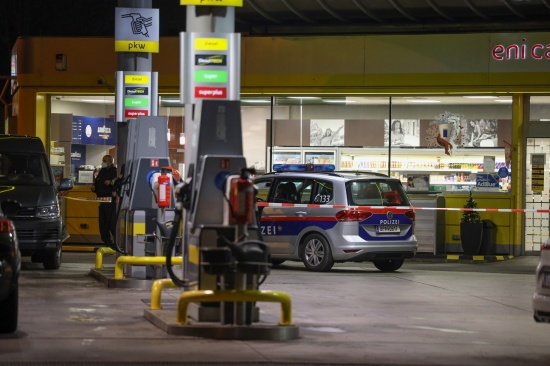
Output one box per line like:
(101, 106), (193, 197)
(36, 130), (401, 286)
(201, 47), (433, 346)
(255, 164), (417, 272)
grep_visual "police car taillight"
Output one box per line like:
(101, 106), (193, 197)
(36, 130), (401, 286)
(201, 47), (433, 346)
(336, 210), (373, 222)
(273, 164), (335, 172)
(405, 210), (415, 221)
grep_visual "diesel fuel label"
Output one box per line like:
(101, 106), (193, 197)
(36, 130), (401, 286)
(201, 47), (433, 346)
(195, 54), (227, 66)
(194, 38), (228, 51)
(125, 87), (149, 96)
(195, 70), (227, 83)
(125, 75), (149, 84)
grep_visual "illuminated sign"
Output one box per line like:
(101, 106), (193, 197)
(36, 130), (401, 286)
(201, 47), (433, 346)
(194, 70), (227, 83)
(125, 109), (149, 118)
(115, 8), (160, 53)
(195, 38), (228, 51)
(181, 32), (239, 103)
(194, 87), (227, 99)
(492, 39), (550, 61)
(195, 54), (227, 66)
(124, 98), (149, 107)
(180, 0), (243, 6)
(116, 71), (154, 122)
(125, 75), (149, 84)
(125, 87), (149, 95)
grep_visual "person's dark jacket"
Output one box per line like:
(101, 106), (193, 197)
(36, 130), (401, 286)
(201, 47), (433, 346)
(93, 165), (117, 198)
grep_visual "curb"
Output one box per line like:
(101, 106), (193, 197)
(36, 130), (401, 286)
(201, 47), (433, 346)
(411, 253), (515, 263)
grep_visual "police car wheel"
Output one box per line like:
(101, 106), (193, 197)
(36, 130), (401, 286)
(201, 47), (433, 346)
(301, 234), (334, 272)
(372, 259), (404, 272)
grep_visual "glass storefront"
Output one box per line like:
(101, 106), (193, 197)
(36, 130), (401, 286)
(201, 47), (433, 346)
(50, 93), (520, 192)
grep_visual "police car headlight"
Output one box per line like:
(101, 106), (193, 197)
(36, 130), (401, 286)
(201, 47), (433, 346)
(36, 204), (59, 218)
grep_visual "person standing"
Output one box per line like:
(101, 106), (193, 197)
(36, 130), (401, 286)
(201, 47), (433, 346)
(91, 155), (118, 249)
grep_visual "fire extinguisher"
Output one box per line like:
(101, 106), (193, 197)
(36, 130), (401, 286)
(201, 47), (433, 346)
(157, 168), (171, 208)
(229, 169), (255, 225)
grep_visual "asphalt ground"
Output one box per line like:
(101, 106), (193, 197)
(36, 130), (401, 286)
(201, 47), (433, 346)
(0, 251), (548, 366)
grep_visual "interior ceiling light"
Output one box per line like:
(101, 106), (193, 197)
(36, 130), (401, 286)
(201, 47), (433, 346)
(81, 99), (115, 104)
(495, 99), (513, 103)
(241, 99), (270, 103)
(287, 96), (320, 99)
(323, 99), (349, 103)
(406, 98), (441, 103)
(463, 96), (498, 99)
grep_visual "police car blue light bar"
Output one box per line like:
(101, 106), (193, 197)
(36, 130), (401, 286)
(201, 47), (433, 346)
(273, 164), (336, 172)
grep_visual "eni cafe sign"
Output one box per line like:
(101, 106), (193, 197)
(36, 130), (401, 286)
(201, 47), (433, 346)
(492, 38), (550, 61)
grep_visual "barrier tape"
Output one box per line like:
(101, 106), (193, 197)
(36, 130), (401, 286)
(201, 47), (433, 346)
(63, 196), (112, 202)
(256, 202), (550, 213)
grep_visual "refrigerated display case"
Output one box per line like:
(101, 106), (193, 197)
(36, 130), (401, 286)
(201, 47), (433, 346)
(272, 149), (302, 165)
(338, 147), (507, 192)
(304, 149), (337, 165)
(270, 148), (337, 171)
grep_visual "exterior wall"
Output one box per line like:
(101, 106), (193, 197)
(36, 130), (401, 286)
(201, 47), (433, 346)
(11, 33), (550, 252)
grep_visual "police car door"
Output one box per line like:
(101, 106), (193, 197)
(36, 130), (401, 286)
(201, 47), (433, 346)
(258, 178), (311, 255)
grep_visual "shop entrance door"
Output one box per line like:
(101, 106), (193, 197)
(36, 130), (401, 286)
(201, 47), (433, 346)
(524, 137), (550, 253)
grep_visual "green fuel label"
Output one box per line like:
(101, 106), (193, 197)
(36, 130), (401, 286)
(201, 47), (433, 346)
(195, 70), (227, 83)
(124, 98), (149, 107)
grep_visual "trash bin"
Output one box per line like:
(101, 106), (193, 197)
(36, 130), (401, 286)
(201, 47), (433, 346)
(480, 220), (496, 255)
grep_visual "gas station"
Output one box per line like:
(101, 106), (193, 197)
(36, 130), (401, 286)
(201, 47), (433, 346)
(81, 0), (299, 340)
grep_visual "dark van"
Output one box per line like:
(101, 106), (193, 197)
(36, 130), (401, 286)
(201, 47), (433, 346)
(0, 135), (73, 269)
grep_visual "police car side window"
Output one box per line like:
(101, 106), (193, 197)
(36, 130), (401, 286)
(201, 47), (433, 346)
(313, 180), (333, 204)
(299, 180), (313, 204)
(273, 180), (301, 203)
(255, 180), (272, 202)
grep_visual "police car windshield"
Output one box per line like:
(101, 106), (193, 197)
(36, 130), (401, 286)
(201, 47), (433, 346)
(348, 180), (409, 207)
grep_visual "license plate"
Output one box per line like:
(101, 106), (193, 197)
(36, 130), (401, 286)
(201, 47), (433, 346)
(377, 225), (400, 233)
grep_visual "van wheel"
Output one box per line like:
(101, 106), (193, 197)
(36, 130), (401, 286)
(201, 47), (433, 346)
(0, 286), (18, 333)
(300, 234), (334, 272)
(372, 259), (404, 272)
(43, 247), (62, 270)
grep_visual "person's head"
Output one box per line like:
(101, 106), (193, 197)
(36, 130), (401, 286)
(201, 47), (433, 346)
(392, 120), (402, 132)
(324, 128), (332, 137)
(407, 177), (413, 184)
(101, 155), (113, 169)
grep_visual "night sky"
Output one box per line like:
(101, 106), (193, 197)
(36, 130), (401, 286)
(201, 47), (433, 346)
(0, 0), (188, 76)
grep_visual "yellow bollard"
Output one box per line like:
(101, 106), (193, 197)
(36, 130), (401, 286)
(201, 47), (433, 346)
(114, 256), (183, 279)
(150, 278), (178, 310)
(94, 247), (116, 269)
(176, 289), (292, 326)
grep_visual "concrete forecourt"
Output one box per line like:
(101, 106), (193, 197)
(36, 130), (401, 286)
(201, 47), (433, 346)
(0, 252), (548, 366)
